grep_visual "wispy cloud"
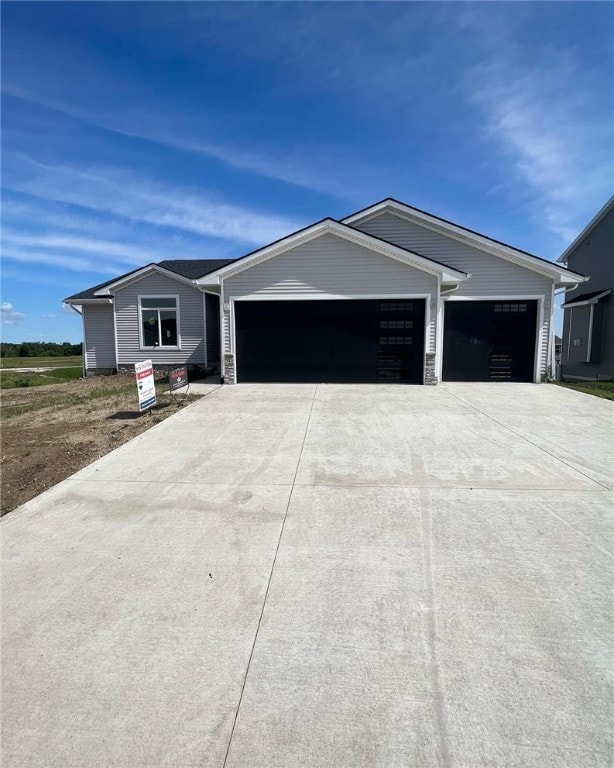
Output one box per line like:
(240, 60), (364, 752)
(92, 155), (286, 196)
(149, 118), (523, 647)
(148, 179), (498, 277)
(1, 302), (26, 325)
(3, 153), (305, 246)
(459, 8), (613, 243)
(41, 312), (57, 319)
(3, 86), (349, 199)
(1, 244), (117, 274)
(3, 230), (168, 266)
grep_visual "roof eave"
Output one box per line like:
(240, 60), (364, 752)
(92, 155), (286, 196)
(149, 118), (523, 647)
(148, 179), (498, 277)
(343, 199), (579, 281)
(195, 219), (467, 285)
(93, 264), (196, 295)
(557, 196), (614, 263)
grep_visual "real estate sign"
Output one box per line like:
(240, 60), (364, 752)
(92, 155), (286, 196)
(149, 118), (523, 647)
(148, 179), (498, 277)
(135, 359), (156, 411)
(168, 365), (188, 392)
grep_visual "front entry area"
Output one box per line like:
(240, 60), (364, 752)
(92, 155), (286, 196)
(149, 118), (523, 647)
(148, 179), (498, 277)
(234, 298), (425, 383)
(443, 299), (538, 382)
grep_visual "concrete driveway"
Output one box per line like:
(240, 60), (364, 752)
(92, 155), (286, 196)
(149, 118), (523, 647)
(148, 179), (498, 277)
(2, 383), (612, 767)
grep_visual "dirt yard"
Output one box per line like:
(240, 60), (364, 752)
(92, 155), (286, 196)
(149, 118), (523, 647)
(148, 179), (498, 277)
(1, 374), (201, 515)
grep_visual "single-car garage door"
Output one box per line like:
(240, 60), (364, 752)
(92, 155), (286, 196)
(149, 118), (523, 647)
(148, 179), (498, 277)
(443, 300), (538, 382)
(235, 299), (425, 383)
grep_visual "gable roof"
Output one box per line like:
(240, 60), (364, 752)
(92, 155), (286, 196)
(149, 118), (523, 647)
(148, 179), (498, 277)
(196, 218), (468, 286)
(561, 289), (611, 308)
(342, 198), (587, 285)
(557, 196), (614, 264)
(64, 258), (237, 302)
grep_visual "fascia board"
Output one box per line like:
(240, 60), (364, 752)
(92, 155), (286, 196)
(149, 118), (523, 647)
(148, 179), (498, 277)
(94, 265), (196, 295)
(197, 220), (466, 285)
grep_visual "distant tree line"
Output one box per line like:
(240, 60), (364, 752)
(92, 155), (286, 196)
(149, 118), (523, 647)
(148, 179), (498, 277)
(1, 342), (83, 358)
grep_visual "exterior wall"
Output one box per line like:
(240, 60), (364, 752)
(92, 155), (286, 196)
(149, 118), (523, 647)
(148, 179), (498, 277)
(205, 292), (221, 367)
(114, 273), (206, 367)
(561, 208), (614, 379)
(221, 232), (439, 384)
(354, 211), (554, 378)
(83, 303), (116, 372)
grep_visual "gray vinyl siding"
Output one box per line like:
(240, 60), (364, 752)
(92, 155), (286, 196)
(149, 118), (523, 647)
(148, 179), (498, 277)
(114, 273), (205, 366)
(561, 207), (614, 379)
(222, 232), (439, 356)
(83, 303), (116, 371)
(205, 292), (221, 366)
(355, 212), (553, 377)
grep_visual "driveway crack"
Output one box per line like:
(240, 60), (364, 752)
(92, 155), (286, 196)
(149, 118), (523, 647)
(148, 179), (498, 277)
(221, 385), (319, 767)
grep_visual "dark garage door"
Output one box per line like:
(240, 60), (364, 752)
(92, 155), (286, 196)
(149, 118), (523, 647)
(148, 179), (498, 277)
(443, 300), (537, 382)
(235, 299), (425, 384)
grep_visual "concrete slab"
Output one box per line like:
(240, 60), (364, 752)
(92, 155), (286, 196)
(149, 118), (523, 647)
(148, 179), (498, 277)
(2, 382), (612, 767)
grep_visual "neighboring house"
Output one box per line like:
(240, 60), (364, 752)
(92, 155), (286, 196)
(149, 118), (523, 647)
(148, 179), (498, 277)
(558, 197), (614, 382)
(64, 199), (585, 385)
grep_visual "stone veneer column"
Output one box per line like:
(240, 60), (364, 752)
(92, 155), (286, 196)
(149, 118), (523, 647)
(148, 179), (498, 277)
(424, 352), (438, 385)
(223, 354), (236, 385)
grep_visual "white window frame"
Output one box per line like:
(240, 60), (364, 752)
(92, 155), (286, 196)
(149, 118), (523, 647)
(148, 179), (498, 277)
(138, 295), (181, 350)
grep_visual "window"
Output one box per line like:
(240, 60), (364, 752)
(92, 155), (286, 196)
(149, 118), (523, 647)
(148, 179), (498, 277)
(140, 297), (179, 347)
(380, 319), (413, 330)
(494, 303), (527, 313)
(380, 301), (414, 312)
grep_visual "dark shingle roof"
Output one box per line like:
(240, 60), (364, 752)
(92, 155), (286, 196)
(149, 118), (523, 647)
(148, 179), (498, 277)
(64, 258), (238, 302)
(562, 289), (611, 307)
(157, 259), (237, 279)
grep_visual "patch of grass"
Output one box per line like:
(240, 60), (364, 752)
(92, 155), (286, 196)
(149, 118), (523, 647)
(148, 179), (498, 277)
(0, 356), (82, 369)
(0, 367), (82, 390)
(556, 381), (614, 401)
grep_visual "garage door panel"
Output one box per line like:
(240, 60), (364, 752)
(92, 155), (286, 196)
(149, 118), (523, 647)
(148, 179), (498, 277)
(443, 301), (537, 383)
(235, 299), (425, 384)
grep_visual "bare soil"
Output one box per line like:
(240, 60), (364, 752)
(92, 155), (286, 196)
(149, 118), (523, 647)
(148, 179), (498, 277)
(1, 374), (200, 515)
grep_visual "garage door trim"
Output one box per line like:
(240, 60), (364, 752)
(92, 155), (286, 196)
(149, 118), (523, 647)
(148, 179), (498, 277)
(441, 294), (545, 383)
(230, 293), (433, 384)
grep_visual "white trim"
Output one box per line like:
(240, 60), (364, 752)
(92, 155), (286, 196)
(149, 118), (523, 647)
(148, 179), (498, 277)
(566, 307), (573, 363)
(80, 307), (88, 375)
(342, 200), (586, 284)
(535, 296), (545, 382)
(112, 298), (119, 371)
(137, 294), (182, 350)
(586, 303), (595, 363)
(202, 292), (208, 368)
(561, 289), (611, 308)
(220, 283), (226, 380)
(442, 294), (544, 383)
(228, 292), (433, 301)
(95, 265), (197, 295)
(445, 294), (544, 301)
(557, 195), (614, 263)
(230, 294), (431, 385)
(549, 282), (556, 375)
(436, 277), (444, 382)
(197, 220), (467, 286)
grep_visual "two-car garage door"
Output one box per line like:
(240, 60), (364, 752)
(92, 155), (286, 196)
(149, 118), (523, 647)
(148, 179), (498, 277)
(235, 299), (425, 384)
(232, 298), (538, 384)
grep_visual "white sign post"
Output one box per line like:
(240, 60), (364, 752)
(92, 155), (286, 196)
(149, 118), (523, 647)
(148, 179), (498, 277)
(135, 359), (157, 412)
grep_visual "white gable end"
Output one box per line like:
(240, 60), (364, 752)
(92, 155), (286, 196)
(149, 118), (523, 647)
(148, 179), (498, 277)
(222, 231), (438, 298)
(352, 211), (553, 297)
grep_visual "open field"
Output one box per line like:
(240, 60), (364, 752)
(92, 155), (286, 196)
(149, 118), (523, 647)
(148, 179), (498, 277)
(0, 374), (201, 514)
(0, 367), (82, 389)
(557, 380), (614, 401)
(0, 355), (83, 369)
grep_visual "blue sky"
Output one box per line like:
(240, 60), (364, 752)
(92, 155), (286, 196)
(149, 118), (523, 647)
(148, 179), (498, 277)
(1, 1), (612, 342)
